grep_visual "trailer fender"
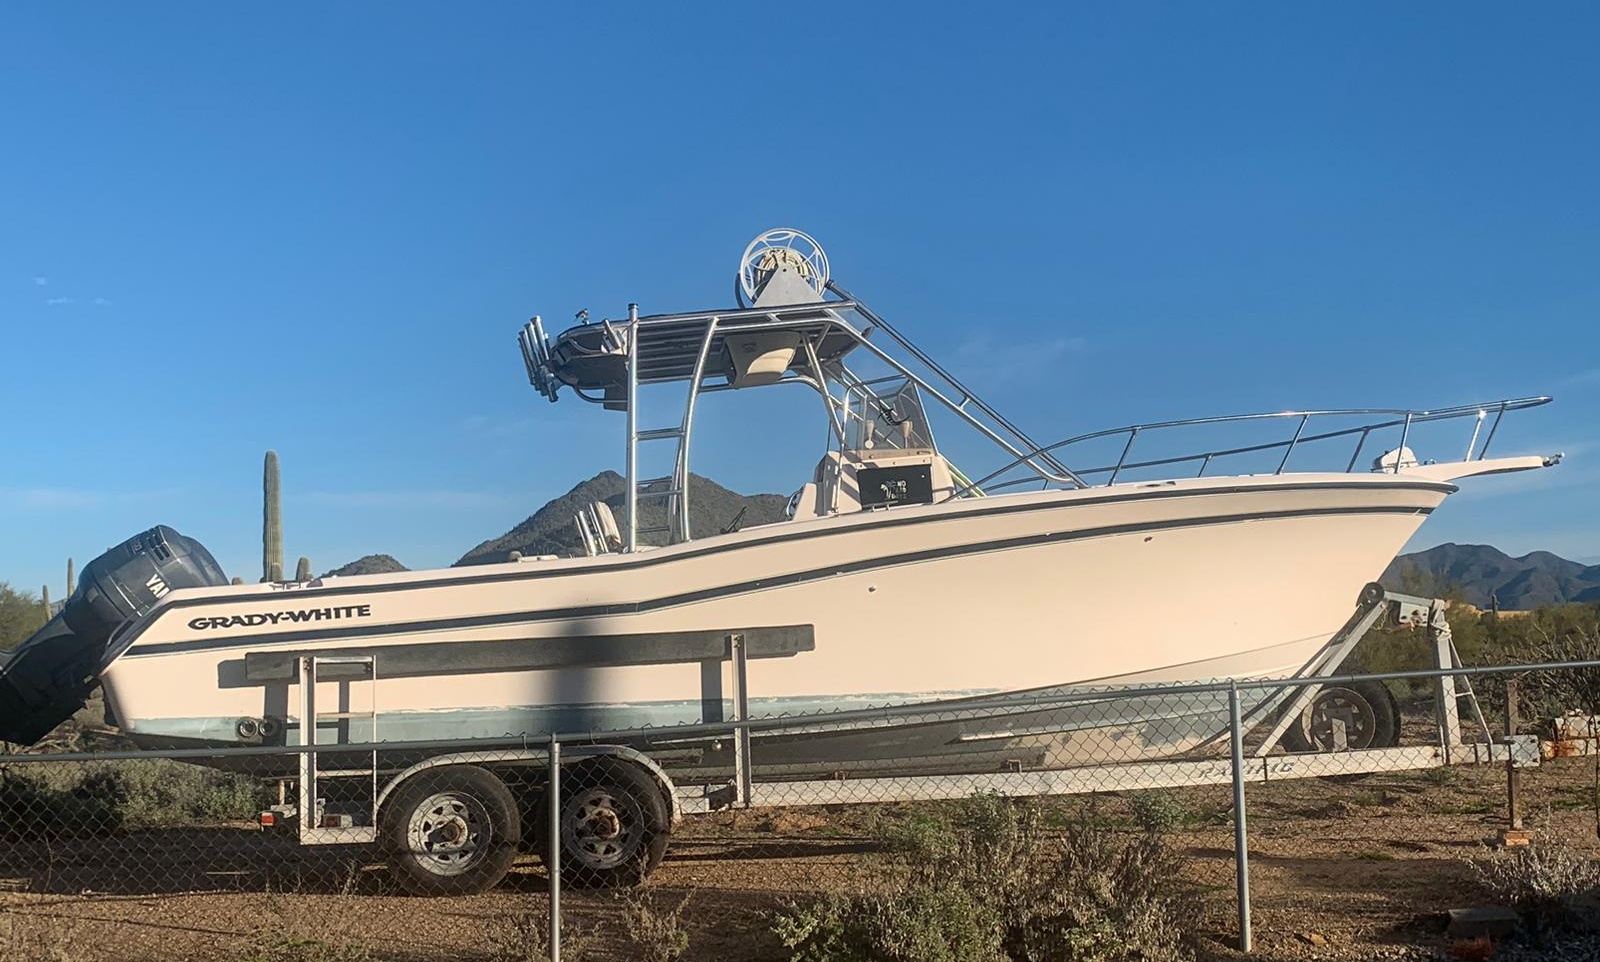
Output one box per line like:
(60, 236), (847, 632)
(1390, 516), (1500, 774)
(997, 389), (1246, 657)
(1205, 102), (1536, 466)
(374, 744), (681, 827)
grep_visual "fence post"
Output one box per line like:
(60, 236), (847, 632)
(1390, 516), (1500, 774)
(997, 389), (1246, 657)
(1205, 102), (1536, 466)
(548, 733), (561, 962)
(1229, 681), (1253, 953)
(729, 632), (752, 807)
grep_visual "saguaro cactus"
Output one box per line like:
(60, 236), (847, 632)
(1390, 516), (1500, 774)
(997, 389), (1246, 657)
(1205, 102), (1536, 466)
(263, 451), (283, 583)
(66, 558), (76, 597)
(41, 585), (50, 613)
(295, 557), (312, 582)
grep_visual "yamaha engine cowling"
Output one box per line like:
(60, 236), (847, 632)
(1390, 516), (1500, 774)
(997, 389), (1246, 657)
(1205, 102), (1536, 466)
(0, 525), (227, 745)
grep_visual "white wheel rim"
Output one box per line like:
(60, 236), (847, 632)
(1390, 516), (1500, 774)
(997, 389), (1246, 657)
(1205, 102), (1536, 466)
(561, 787), (643, 871)
(405, 791), (492, 877)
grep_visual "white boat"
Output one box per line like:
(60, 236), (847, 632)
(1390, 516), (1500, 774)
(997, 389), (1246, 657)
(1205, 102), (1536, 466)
(0, 229), (1560, 773)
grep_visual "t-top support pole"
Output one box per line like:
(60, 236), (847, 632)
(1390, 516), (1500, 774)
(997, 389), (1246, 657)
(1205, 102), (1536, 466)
(624, 303), (640, 551)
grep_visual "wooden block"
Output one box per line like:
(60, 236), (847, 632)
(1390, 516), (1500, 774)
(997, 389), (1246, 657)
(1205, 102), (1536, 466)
(1446, 907), (1519, 939)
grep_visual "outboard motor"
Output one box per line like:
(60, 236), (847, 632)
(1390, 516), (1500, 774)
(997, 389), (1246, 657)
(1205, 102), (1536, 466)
(0, 525), (227, 745)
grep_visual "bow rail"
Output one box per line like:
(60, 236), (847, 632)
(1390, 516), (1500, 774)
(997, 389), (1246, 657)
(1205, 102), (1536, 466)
(952, 396), (1552, 498)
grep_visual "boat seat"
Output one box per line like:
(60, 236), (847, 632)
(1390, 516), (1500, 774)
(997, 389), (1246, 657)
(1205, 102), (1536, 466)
(786, 482), (822, 520)
(594, 501), (622, 549)
(575, 501), (624, 556)
(812, 448), (957, 515)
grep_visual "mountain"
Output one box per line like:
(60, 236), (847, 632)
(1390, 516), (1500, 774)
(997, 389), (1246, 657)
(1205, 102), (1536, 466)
(323, 554), (410, 578)
(456, 471), (790, 566)
(1382, 543), (1600, 609)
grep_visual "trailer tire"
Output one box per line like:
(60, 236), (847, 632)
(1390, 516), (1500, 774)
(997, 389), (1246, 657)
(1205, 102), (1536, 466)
(382, 764), (520, 896)
(1281, 679), (1400, 754)
(539, 758), (670, 889)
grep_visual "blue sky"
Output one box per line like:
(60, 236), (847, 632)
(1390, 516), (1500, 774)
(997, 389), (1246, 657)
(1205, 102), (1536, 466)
(3, 3), (1597, 596)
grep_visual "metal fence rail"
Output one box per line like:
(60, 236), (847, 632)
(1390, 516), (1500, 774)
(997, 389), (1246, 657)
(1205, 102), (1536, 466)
(0, 657), (1596, 961)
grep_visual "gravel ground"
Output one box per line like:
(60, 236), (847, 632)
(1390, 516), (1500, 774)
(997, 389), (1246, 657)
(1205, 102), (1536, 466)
(0, 754), (1595, 961)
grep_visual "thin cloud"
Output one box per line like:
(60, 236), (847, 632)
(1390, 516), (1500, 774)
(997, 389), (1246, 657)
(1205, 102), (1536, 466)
(462, 414), (538, 439)
(32, 276), (47, 287)
(1551, 438), (1597, 458)
(0, 486), (179, 511)
(45, 296), (73, 306)
(93, 297), (112, 307)
(0, 487), (104, 510)
(1555, 367), (1600, 389)
(1494, 528), (1600, 565)
(1491, 437), (1598, 462)
(1449, 461), (1600, 503)
(952, 333), (1087, 384)
(296, 490), (514, 509)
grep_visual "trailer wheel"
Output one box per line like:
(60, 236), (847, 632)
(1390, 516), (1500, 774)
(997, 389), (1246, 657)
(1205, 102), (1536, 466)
(382, 764), (520, 896)
(540, 758), (670, 889)
(1281, 679), (1400, 753)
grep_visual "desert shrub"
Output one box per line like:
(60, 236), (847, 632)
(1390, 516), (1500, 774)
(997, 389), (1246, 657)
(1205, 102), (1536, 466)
(483, 909), (596, 962)
(0, 769), (123, 838)
(775, 883), (1005, 962)
(484, 909), (552, 962)
(1501, 611), (1600, 718)
(113, 759), (271, 826)
(622, 890), (692, 962)
(1127, 790), (1188, 833)
(885, 794), (1039, 906)
(773, 795), (1196, 962)
(1469, 606), (1599, 721)
(1480, 612), (1600, 835)
(1471, 845), (1600, 939)
(1354, 623), (1435, 690)
(0, 581), (48, 651)
(1014, 818), (1195, 962)
(1355, 602), (1500, 703)
(0, 759), (270, 838)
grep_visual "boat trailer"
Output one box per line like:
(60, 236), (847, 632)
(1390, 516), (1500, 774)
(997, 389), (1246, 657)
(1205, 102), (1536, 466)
(254, 585), (1533, 894)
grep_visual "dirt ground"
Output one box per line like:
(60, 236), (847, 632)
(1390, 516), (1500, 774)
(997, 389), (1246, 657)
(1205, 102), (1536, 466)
(0, 754), (1596, 962)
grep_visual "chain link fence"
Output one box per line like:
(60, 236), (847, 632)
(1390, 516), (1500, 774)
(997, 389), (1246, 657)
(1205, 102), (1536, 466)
(1, 654), (1598, 961)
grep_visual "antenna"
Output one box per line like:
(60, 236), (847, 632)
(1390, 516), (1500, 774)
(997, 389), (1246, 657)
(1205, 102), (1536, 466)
(736, 228), (829, 307)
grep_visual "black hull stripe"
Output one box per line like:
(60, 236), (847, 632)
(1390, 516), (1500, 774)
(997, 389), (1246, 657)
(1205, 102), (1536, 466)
(156, 479), (1452, 613)
(125, 503), (1432, 659)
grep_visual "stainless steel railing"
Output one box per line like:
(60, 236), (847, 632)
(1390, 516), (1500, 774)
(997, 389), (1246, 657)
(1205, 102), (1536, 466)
(950, 396), (1552, 498)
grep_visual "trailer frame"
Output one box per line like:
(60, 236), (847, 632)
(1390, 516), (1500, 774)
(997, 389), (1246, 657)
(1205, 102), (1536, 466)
(252, 584), (1545, 900)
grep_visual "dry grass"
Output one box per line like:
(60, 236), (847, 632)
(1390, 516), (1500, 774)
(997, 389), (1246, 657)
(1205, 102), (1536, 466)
(0, 755), (1591, 960)
(484, 909), (553, 962)
(0, 908), (88, 962)
(772, 794), (1198, 962)
(621, 890), (692, 962)
(1470, 844), (1600, 939)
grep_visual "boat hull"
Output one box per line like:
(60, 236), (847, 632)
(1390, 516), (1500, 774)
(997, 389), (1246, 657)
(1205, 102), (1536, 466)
(100, 473), (1450, 771)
